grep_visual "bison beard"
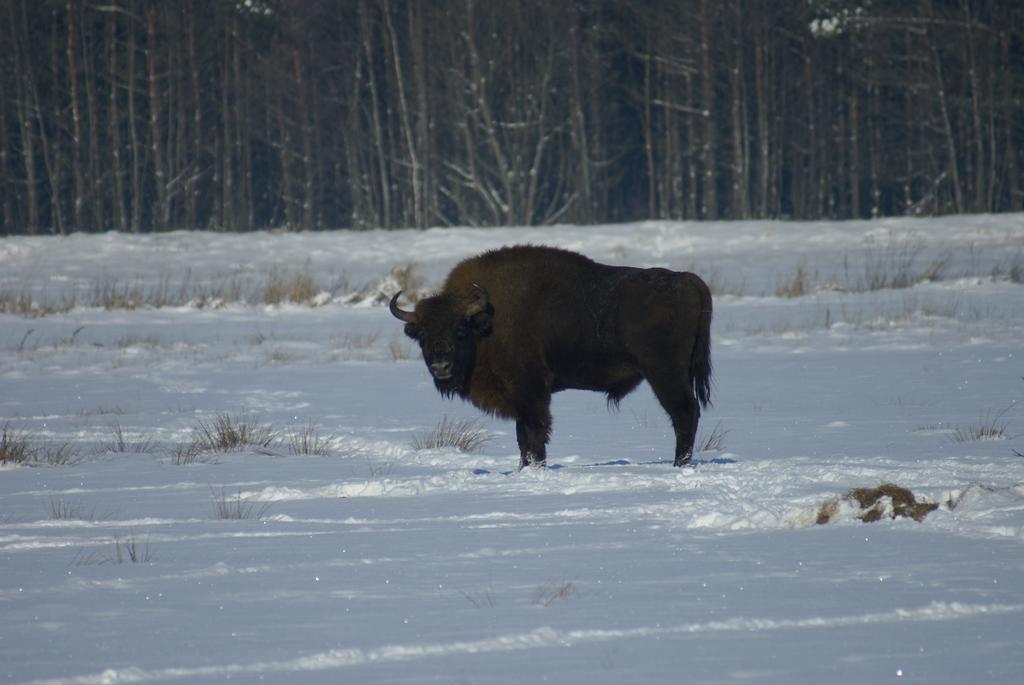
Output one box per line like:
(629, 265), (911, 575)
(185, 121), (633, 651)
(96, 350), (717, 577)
(390, 245), (713, 470)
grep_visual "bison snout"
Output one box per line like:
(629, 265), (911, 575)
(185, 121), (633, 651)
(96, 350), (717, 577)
(429, 360), (454, 380)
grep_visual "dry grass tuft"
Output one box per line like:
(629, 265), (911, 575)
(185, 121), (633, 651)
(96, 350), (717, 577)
(212, 488), (273, 520)
(775, 262), (816, 298)
(49, 497), (111, 521)
(263, 267), (324, 306)
(0, 424), (34, 464)
(858, 235), (947, 291)
(106, 422), (157, 454)
(75, 534), (152, 565)
(697, 421), (728, 453)
(950, 405), (1012, 444)
(172, 440), (207, 465)
(0, 424), (80, 465)
(532, 578), (576, 607)
(287, 420), (335, 456)
(193, 413), (277, 453)
(390, 262), (424, 296)
(412, 415), (491, 453)
(0, 287), (76, 317)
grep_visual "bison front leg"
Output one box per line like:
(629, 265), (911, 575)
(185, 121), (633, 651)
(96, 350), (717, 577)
(515, 408), (551, 470)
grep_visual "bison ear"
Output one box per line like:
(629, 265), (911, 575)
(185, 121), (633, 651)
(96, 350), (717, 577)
(465, 283), (493, 337)
(403, 323), (422, 340)
(468, 306), (493, 338)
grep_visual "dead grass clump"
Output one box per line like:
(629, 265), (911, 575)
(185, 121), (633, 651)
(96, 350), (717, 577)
(74, 534), (153, 566)
(114, 535), (152, 563)
(212, 488), (273, 520)
(193, 413), (276, 453)
(39, 443), (81, 465)
(106, 422), (157, 454)
(173, 413), (280, 463)
(333, 331), (381, 353)
(391, 262), (424, 296)
(412, 415), (491, 453)
(93, 278), (146, 310)
(172, 440), (207, 465)
(263, 268), (323, 306)
(0, 287), (76, 317)
(775, 262), (817, 298)
(697, 421), (728, 453)
(49, 497), (111, 521)
(287, 420), (335, 456)
(816, 483), (938, 525)
(858, 235), (947, 291)
(0, 424), (80, 465)
(950, 405), (1011, 444)
(532, 578), (576, 607)
(0, 424), (34, 464)
(460, 588), (498, 609)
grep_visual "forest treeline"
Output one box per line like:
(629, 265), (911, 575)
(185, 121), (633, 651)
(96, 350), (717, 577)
(2, 0), (1023, 235)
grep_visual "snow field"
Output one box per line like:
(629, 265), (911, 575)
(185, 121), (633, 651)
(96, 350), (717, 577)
(2, 215), (1023, 683)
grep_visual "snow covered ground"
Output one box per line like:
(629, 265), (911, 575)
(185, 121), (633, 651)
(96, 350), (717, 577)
(1, 215), (1022, 684)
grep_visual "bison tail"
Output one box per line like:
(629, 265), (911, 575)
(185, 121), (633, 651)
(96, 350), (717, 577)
(689, 276), (713, 410)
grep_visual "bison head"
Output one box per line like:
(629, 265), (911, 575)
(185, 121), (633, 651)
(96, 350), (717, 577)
(389, 285), (493, 396)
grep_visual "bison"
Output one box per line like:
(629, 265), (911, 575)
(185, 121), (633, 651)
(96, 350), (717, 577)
(389, 245), (712, 469)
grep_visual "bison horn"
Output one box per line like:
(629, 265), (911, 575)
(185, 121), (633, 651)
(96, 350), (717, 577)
(388, 291), (417, 323)
(465, 283), (491, 317)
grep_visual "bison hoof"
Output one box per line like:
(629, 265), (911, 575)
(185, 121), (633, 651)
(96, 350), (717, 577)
(519, 458), (547, 470)
(673, 454), (693, 468)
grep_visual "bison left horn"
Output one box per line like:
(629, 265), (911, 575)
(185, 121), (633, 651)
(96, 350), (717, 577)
(388, 291), (417, 323)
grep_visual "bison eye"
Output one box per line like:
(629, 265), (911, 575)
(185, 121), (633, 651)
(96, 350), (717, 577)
(455, 322), (469, 339)
(404, 324), (421, 340)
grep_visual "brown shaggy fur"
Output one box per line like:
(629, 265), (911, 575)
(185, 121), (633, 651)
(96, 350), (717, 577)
(391, 246), (713, 469)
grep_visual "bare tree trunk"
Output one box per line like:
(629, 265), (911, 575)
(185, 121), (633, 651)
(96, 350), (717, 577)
(463, 0), (513, 223)
(0, 67), (10, 234)
(382, 0), (423, 229)
(409, 2), (433, 226)
(127, 0), (142, 232)
(698, 0), (717, 219)
(568, 18), (592, 223)
(753, 33), (770, 216)
(65, 0), (85, 230)
(730, 3), (749, 219)
(108, 9), (127, 231)
(185, 4), (200, 227)
(220, 21), (234, 229)
(923, 0), (964, 214)
(849, 81), (861, 218)
(233, 23), (254, 229)
(999, 23), (1018, 210)
(80, 6), (103, 230)
(146, 6), (168, 229)
(359, 0), (390, 227)
(642, 32), (656, 219)
(43, 12), (67, 234)
(291, 48), (314, 229)
(9, 1), (39, 232)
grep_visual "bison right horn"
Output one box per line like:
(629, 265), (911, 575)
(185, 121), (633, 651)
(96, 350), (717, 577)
(388, 291), (417, 323)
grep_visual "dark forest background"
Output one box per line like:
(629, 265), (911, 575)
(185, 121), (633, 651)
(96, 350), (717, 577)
(2, 0), (1023, 235)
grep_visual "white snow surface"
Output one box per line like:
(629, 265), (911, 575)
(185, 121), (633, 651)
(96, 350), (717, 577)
(2, 215), (1023, 684)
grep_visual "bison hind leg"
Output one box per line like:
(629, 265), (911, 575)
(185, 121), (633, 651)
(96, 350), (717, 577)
(642, 371), (700, 468)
